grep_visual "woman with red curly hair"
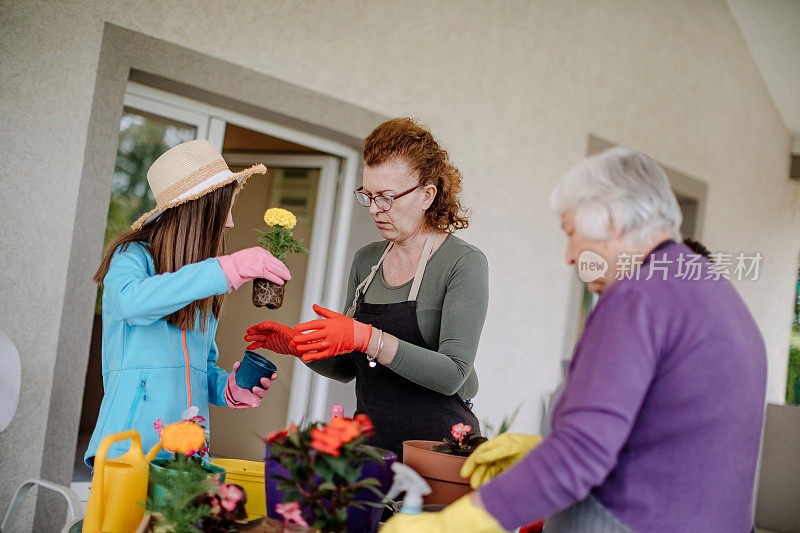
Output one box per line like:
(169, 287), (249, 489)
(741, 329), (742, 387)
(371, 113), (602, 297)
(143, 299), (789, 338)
(248, 118), (488, 458)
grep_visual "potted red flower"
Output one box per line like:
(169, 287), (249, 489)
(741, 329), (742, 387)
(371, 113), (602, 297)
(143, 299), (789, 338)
(264, 415), (395, 533)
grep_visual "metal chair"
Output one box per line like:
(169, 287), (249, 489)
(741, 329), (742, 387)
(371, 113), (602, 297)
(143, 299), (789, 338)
(1, 479), (84, 533)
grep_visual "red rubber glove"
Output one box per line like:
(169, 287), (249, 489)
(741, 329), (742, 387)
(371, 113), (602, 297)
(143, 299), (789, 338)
(244, 321), (299, 356)
(293, 304), (372, 362)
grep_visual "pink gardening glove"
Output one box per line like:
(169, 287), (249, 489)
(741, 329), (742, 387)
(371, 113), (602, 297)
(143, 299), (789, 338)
(217, 247), (291, 291)
(224, 361), (277, 409)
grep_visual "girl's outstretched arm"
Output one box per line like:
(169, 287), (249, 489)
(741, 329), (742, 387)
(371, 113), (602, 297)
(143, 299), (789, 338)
(103, 243), (228, 326)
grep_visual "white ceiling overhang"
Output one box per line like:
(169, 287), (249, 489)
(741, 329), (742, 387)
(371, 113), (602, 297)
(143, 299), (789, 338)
(726, 0), (800, 154)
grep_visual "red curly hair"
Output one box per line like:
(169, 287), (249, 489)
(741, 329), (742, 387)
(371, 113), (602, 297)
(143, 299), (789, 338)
(362, 117), (469, 232)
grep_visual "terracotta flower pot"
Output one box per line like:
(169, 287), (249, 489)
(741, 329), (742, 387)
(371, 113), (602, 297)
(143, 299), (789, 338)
(402, 440), (471, 506)
(253, 278), (286, 309)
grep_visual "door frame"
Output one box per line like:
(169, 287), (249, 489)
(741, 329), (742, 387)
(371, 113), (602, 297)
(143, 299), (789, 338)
(120, 82), (361, 424)
(123, 90), (211, 140)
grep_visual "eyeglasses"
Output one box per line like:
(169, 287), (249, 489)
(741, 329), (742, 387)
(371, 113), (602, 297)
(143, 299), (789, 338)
(354, 184), (421, 212)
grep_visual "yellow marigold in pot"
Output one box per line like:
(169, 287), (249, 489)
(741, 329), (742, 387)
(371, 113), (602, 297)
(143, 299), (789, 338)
(263, 207), (297, 230)
(254, 207), (309, 310)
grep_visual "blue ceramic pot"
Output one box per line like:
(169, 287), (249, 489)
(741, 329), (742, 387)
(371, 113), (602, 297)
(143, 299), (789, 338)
(235, 351), (277, 391)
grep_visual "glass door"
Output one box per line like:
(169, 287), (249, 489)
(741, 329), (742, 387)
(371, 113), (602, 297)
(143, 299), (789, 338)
(214, 150), (340, 460)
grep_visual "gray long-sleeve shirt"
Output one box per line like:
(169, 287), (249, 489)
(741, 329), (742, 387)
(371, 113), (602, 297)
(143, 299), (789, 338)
(306, 234), (488, 399)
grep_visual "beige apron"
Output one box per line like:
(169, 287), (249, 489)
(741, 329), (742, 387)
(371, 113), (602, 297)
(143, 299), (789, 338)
(543, 495), (634, 533)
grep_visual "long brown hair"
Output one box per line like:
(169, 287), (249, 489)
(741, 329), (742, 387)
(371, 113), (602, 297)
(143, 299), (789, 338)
(94, 182), (237, 331)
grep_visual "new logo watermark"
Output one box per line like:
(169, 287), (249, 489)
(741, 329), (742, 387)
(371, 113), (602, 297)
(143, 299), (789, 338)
(577, 250), (609, 283)
(576, 250), (763, 283)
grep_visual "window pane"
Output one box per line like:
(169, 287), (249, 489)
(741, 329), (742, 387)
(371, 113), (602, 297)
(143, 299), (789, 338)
(787, 255), (800, 405)
(105, 108), (197, 244)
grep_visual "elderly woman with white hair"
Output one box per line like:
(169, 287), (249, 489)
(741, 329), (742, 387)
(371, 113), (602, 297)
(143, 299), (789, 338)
(384, 148), (766, 532)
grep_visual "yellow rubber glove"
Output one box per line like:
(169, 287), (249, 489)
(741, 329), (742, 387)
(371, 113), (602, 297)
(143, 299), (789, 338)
(381, 495), (507, 533)
(461, 433), (543, 489)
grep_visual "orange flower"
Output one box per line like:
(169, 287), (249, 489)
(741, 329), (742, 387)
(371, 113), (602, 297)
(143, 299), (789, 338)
(310, 427), (342, 456)
(267, 429), (287, 443)
(353, 414), (373, 433)
(309, 417), (370, 456)
(268, 423), (299, 443)
(160, 421), (206, 454)
(327, 417), (360, 443)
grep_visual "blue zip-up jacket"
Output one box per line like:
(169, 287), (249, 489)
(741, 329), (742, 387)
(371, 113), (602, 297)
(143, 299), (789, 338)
(85, 242), (231, 466)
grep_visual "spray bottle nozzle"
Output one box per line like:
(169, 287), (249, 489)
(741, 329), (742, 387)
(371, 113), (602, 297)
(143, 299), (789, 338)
(383, 462), (431, 515)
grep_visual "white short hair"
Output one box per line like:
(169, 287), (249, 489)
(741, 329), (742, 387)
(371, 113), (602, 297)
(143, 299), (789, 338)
(550, 147), (682, 243)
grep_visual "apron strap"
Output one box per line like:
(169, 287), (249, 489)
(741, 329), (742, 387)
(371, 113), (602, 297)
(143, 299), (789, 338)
(346, 232), (437, 316)
(408, 232), (436, 302)
(346, 241), (394, 317)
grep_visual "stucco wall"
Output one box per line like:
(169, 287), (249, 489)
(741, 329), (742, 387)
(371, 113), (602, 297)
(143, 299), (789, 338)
(1, 0), (798, 529)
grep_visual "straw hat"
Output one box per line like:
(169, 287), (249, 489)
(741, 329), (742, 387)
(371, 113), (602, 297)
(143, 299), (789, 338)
(132, 139), (266, 230)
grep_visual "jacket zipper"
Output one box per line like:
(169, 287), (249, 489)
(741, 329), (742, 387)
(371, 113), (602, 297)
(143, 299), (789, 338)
(125, 375), (147, 429)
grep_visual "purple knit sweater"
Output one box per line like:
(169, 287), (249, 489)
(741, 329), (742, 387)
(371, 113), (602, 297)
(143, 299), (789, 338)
(480, 241), (766, 532)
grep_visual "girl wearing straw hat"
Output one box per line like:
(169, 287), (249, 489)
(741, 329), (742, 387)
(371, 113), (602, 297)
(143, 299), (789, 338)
(84, 140), (291, 465)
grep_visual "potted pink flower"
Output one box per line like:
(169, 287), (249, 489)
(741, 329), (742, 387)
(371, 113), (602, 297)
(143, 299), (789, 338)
(402, 423), (488, 506)
(432, 423), (488, 456)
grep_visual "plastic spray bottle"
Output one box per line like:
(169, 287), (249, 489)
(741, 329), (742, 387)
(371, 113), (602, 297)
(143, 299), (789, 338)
(383, 462), (432, 515)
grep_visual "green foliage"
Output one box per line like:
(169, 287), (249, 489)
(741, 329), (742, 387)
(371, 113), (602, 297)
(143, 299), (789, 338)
(786, 326), (800, 405)
(109, 116), (164, 233)
(794, 267), (799, 327)
(146, 458), (215, 533)
(786, 253), (800, 405)
(257, 226), (309, 262)
(266, 419), (383, 532)
(146, 456), (246, 533)
(483, 403), (523, 439)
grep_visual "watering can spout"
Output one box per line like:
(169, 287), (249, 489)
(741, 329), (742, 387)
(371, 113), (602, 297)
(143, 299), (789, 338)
(146, 442), (162, 462)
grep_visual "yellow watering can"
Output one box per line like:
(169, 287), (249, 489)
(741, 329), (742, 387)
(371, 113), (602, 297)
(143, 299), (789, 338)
(82, 430), (161, 533)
